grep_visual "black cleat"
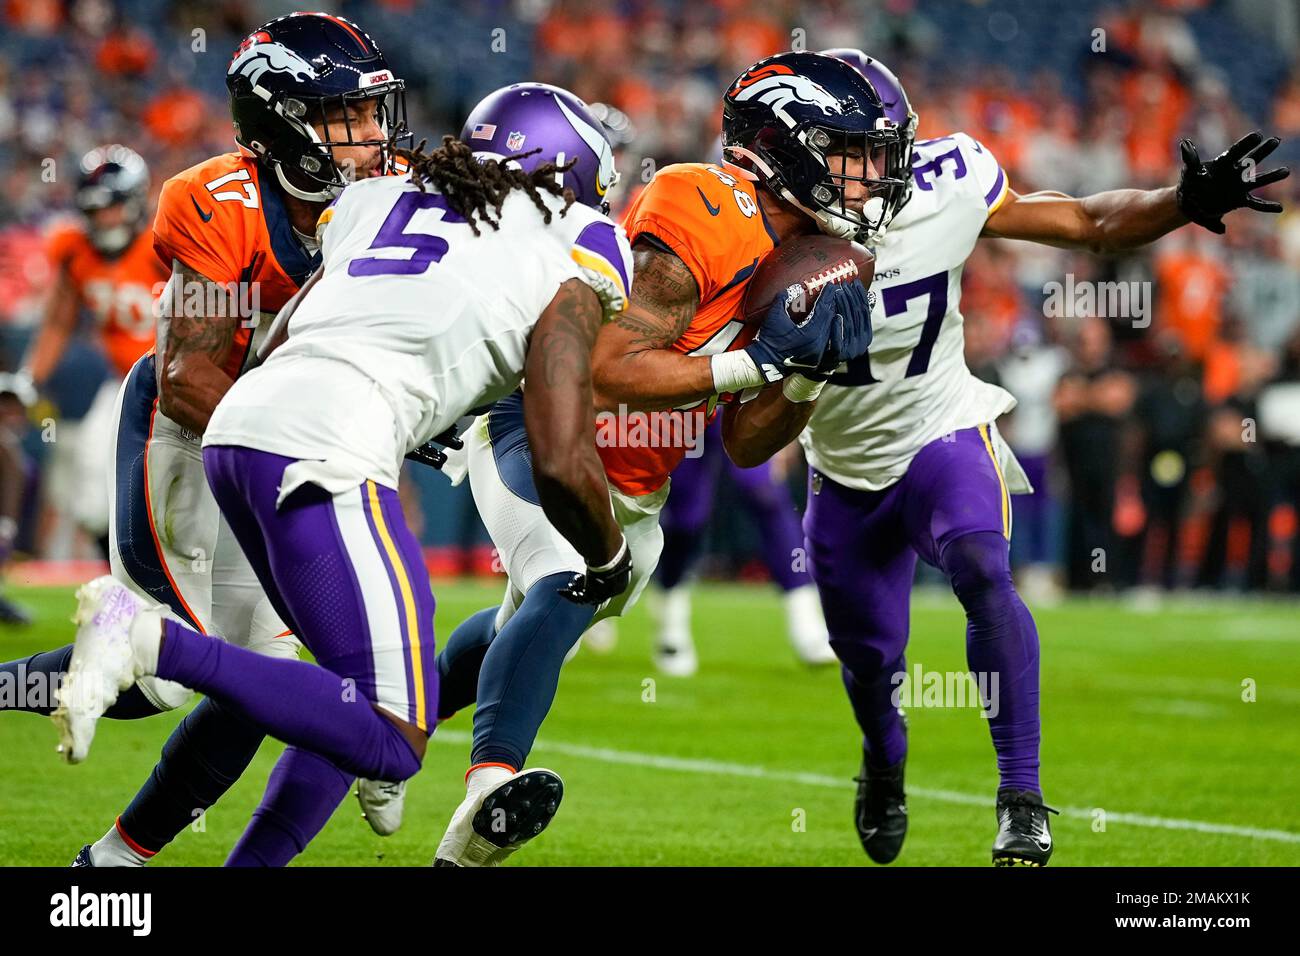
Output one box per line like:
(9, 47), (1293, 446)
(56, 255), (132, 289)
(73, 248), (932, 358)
(434, 769), (564, 867)
(71, 845), (95, 867)
(992, 789), (1058, 866)
(473, 768), (563, 852)
(854, 754), (908, 864)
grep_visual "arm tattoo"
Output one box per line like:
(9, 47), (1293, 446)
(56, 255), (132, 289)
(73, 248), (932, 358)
(156, 261), (240, 368)
(615, 242), (700, 350)
(536, 279), (601, 388)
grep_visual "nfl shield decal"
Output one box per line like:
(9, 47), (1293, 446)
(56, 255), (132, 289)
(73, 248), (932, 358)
(506, 130), (527, 151)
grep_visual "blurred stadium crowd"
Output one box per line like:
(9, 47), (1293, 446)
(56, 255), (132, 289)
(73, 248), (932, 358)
(1, 0), (1299, 595)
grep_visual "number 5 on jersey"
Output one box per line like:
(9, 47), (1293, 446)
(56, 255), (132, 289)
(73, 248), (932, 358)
(348, 192), (467, 277)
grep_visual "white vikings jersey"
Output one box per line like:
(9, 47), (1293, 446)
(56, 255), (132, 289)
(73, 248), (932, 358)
(204, 174), (633, 490)
(802, 132), (1025, 492)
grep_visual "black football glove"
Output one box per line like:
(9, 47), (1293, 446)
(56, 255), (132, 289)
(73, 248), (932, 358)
(557, 537), (632, 607)
(404, 423), (465, 471)
(743, 280), (863, 382)
(808, 281), (875, 381)
(1177, 131), (1290, 235)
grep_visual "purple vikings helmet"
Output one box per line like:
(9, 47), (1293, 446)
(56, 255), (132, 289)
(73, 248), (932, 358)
(823, 48), (918, 228)
(460, 83), (619, 215)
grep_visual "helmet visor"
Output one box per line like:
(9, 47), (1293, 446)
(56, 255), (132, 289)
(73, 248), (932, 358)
(293, 82), (413, 186)
(804, 124), (907, 240)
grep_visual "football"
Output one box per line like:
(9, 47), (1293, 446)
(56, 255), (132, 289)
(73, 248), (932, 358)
(740, 233), (875, 325)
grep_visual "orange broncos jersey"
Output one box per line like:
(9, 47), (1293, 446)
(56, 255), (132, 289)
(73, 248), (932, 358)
(152, 152), (319, 379)
(598, 162), (778, 496)
(45, 222), (168, 377)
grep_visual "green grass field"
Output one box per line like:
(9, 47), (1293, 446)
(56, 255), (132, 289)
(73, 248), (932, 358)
(0, 581), (1297, 866)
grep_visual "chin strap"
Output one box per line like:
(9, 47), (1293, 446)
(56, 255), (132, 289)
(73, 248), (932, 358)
(274, 161), (343, 203)
(726, 144), (871, 242)
(777, 185), (858, 240)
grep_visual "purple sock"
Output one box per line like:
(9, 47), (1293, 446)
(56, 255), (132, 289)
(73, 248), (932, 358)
(943, 531), (1041, 795)
(656, 440), (716, 590)
(841, 654), (908, 768)
(657, 526), (706, 590)
(156, 619), (422, 782)
(226, 747), (352, 867)
(729, 459), (808, 591)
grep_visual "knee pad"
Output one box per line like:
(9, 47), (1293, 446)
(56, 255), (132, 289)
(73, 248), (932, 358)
(135, 675), (195, 712)
(246, 632), (303, 661)
(942, 531), (1016, 611)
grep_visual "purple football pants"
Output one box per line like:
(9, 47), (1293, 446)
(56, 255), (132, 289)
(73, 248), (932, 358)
(804, 425), (1041, 794)
(154, 445), (438, 865)
(658, 417), (807, 591)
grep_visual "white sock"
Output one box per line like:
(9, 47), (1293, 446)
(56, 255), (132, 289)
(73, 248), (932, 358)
(128, 608), (164, 674)
(466, 764), (513, 796)
(659, 587), (692, 646)
(89, 823), (151, 867)
(784, 584), (829, 645)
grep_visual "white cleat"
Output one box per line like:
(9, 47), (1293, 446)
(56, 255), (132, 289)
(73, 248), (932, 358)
(785, 584), (837, 666)
(653, 633), (698, 677)
(581, 618), (619, 655)
(788, 626), (837, 666)
(653, 586), (697, 676)
(52, 576), (155, 764)
(356, 778), (406, 836)
(433, 768), (564, 867)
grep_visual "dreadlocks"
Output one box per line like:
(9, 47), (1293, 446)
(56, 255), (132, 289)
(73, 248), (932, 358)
(398, 135), (576, 236)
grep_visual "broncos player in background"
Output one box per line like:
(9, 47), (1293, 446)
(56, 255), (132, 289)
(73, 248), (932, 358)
(723, 48), (1290, 866)
(425, 58), (879, 863)
(0, 11), (411, 865)
(0, 374), (35, 625)
(20, 145), (166, 558)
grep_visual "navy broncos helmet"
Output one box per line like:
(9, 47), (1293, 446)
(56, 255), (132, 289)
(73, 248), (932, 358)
(227, 12), (411, 202)
(76, 144), (149, 256)
(722, 51), (905, 243)
(823, 48), (918, 230)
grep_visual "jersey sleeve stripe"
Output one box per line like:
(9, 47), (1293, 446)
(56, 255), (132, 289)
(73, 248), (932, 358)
(572, 222), (631, 295)
(571, 247), (630, 308)
(984, 166), (1009, 212)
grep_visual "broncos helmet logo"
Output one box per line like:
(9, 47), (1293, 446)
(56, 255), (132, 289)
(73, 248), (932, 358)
(228, 39), (319, 87)
(730, 64), (847, 119)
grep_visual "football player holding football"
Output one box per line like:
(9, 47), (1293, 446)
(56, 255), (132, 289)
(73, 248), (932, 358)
(722, 48), (1290, 866)
(426, 58), (879, 863)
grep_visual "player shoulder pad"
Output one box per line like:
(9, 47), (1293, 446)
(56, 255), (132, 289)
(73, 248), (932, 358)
(314, 200), (337, 246)
(316, 175), (410, 257)
(43, 217), (89, 267)
(567, 207), (633, 320)
(153, 153), (261, 283)
(622, 162), (771, 304)
(912, 132), (1009, 216)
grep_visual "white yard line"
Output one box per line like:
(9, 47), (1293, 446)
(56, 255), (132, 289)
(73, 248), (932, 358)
(433, 729), (1300, 846)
